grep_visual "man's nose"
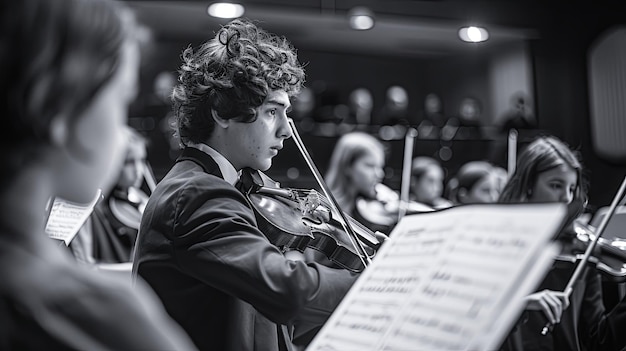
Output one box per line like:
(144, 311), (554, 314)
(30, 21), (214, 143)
(279, 115), (292, 139)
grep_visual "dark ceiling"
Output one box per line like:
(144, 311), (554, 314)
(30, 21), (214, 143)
(123, 1), (567, 59)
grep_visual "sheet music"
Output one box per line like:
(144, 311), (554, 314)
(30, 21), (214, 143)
(306, 203), (566, 351)
(44, 189), (102, 245)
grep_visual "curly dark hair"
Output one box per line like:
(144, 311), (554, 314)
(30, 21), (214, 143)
(172, 18), (306, 145)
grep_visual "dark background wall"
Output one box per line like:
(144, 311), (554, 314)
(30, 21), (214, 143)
(529, 3), (626, 212)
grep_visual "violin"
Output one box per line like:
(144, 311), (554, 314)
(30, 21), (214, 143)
(238, 167), (382, 273)
(555, 219), (626, 283)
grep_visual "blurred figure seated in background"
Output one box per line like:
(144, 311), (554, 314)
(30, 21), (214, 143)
(326, 132), (394, 233)
(446, 160), (501, 205)
(377, 85), (410, 126)
(409, 156), (453, 209)
(347, 87), (374, 126)
(71, 128), (152, 266)
(326, 132), (431, 235)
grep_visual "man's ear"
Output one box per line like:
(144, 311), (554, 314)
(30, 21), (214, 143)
(211, 109), (229, 129)
(49, 114), (69, 147)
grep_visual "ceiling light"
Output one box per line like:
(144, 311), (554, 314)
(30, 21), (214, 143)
(207, 2), (245, 19)
(348, 7), (375, 31)
(458, 26), (489, 43)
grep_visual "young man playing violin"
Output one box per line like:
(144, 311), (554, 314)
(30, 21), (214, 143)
(132, 19), (359, 351)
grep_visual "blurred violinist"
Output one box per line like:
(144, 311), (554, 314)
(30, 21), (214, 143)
(70, 128), (150, 266)
(325, 132), (416, 234)
(132, 18), (358, 351)
(409, 156), (453, 209)
(499, 135), (626, 351)
(446, 160), (501, 205)
(325, 132), (434, 234)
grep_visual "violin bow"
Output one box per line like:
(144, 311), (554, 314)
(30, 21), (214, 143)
(542, 175), (626, 335)
(287, 118), (371, 268)
(507, 128), (518, 177)
(398, 128), (418, 222)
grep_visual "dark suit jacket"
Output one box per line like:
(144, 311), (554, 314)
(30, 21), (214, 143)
(132, 147), (357, 351)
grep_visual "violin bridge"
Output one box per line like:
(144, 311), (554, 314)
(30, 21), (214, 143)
(298, 190), (321, 215)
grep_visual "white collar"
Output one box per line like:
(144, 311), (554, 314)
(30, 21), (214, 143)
(186, 142), (239, 186)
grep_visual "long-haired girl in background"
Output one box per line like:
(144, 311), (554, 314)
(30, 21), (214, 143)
(499, 135), (626, 351)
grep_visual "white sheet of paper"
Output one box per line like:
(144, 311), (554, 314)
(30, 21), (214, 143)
(44, 189), (102, 245)
(306, 203), (566, 351)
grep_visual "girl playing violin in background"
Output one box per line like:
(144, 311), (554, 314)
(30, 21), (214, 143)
(325, 132), (391, 233)
(325, 132), (386, 216)
(324, 132), (431, 235)
(499, 135), (626, 351)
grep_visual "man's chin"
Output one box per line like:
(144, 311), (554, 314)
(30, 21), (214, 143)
(257, 161), (272, 172)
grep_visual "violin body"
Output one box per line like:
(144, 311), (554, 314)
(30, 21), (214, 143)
(556, 220), (626, 283)
(238, 168), (381, 272)
(303, 214), (377, 272)
(249, 191), (315, 253)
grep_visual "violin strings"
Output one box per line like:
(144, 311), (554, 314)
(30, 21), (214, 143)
(287, 119), (371, 266)
(296, 188), (378, 246)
